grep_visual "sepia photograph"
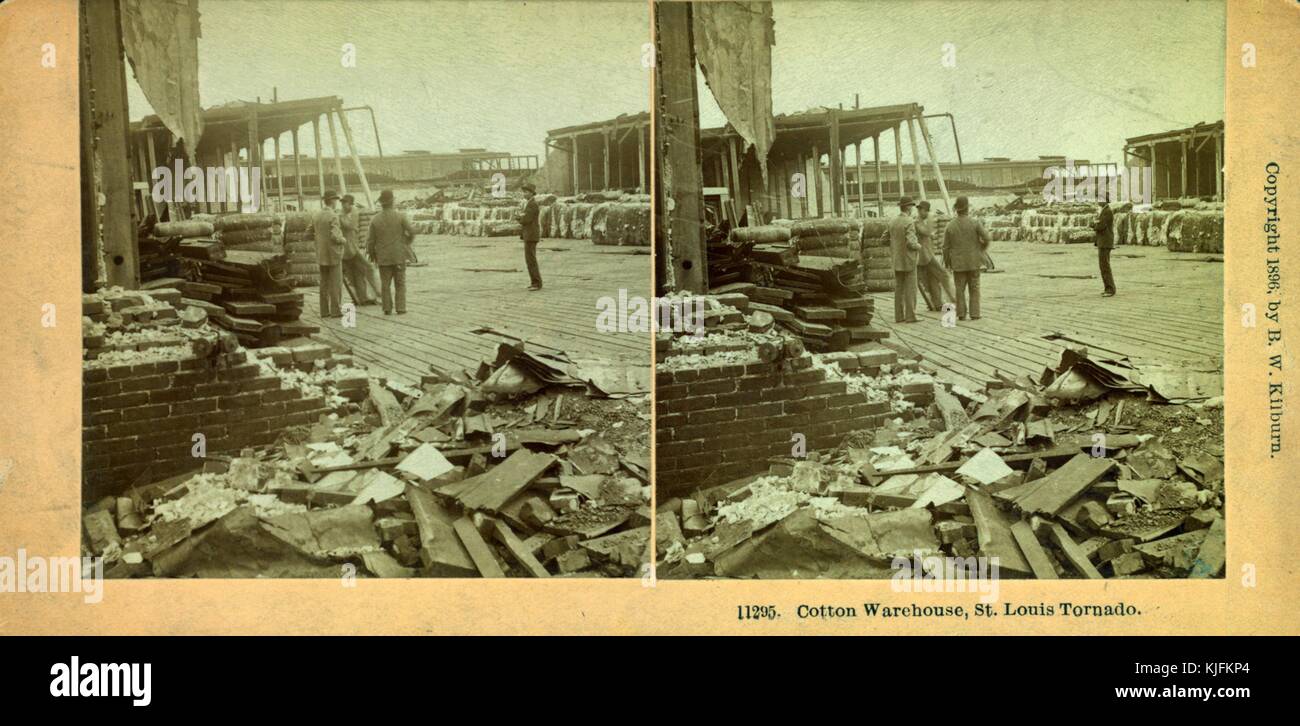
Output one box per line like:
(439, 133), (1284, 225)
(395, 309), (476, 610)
(654, 0), (1225, 580)
(77, 0), (652, 579)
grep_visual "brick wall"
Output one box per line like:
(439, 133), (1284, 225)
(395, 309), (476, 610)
(656, 352), (896, 497)
(82, 351), (328, 500)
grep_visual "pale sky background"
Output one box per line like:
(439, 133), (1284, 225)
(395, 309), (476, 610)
(126, 0), (651, 158)
(697, 0), (1226, 163)
(126, 0), (1225, 164)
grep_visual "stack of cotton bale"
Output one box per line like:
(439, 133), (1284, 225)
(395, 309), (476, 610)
(214, 212), (281, 253)
(785, 217), (863, 261)
(1164, 210), (1224, 253)
(591, 201), (651, 246)
(280, 211), (317, 287)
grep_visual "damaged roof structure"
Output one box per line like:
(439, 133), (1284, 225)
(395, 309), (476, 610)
(1123, 120), (1224, 201)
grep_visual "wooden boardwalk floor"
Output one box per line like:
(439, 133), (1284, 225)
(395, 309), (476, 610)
(304, 233), (651, 384)
(864, 241), (1224, 390)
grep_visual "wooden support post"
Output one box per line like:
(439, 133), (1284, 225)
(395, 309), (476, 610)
(828, 110), (842, 216)
(1215, 132), (1223, 201)
(312, 116), (326, 200)
(571, 136), (579, 194)
(906, 115), (927, 202)
(855, 141), (864, 217)
(337, 109), (373, 207)
(292, 127), (303, 209)
(230, 140), (240, 210)
(655, 0), (707, 293)
(728, 136), (743, 221)
(874, 134), (883, 217)
(603, 129), (611, 190)
(811, 144), (822, 217)
(326, 109), (348, 194)
(917, 114), (952, 214)
(637, 125), (646, 193)
(1180, 135), (1188, 198)
(893, 125), (904, 201)
(273, 133), (285, 211)
(247, 108), (260, 211)
(84, 0), (138, 288)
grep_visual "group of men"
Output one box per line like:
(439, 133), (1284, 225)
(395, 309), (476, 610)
(888, 193), (1118, 323)
(311, 181), (546, 320)
(314, 188), (416, 317)
(888, 194), (989, 323)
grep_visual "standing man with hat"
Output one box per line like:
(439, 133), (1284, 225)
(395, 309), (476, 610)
(517, 183), (542, 291)
(313, 190), (346, 319)
(339, 194), (379, 306)
(366, 189), (417, 315)
(889, 196), (922, 323)
(1093, 199), (1116, 296)
(942, 195), (991, 321)
(914, 200), (955, 311)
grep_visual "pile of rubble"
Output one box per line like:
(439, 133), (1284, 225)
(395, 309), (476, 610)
(657, 344), (1225, 580)
(83, 291), (651, 578)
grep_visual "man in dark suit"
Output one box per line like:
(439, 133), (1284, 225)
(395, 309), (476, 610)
(889, 196), (921, 323)
(942, 196), (990, 320)
(517, 183), (542, 291)
(1094, 200), (1116, 296)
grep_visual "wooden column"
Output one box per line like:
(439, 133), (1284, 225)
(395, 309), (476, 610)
(874, 134), (883, 217)
(917, 114), (952, 214)
(292, 127), (304, 208)
(1180, 135), (1188, 198)
(312, 116), (326, 199)
(603, 129), (611, 190)
(828, 110), (841, 216)
(230, 140), (240, 210)
(728, 136), (743, 221)
(1215, 132), (1223, 201)
(273, 133), (285, 211)
(337, 109), (373, 207)
(84, 0), (138, 288)
(571, 137), (580, 193)
(637, 126), (646, 193)
(655, 0), (706, 293)
(893, 125), (904, 201)
(855, 141), (864, 217)
(906, 115), (927, 202)
(326, 109), (348, 194)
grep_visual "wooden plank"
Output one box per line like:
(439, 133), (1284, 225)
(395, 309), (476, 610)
(1007, 453), (1116, 516)
(491, 519), (551, 578)
(1009, 521), (1058, 579)
(965, 490), (1032, 577)
(1189, 517), (1225, 578)
(452, 518), (506, 578)
(457, 449), (557, 511)
(405, 484), (476, 577)
(1047, 522), (1104, 579)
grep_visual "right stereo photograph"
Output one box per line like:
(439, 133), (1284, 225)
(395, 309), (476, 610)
(653, 0), (1226, 580)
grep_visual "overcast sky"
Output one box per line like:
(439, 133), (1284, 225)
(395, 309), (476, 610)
(126, 0), (651, 158)
(697, 0), (1226, 163)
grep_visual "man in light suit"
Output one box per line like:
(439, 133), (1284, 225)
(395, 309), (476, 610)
(889, 196), (922, 323)
(313, 190), (346, 319)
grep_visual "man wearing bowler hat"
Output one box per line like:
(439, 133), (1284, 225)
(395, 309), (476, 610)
(313, 190), (346, 319)
(367, 189), (417, 315)
(517, 183), (542, 291)
(889, 196), (922, 323)
(942, 195), (991, 321)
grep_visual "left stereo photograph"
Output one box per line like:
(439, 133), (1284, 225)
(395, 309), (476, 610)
(79, 0), (652, 579)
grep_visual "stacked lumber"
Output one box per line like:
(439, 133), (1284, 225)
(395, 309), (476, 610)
(182, 249), (315, 347)
(751, 253), (882, 351)
(142, 218), (218, 285)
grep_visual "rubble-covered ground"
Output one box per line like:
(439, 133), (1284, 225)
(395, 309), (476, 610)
(83, 287), (652, 579)
(658, 341), (1225, 580)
